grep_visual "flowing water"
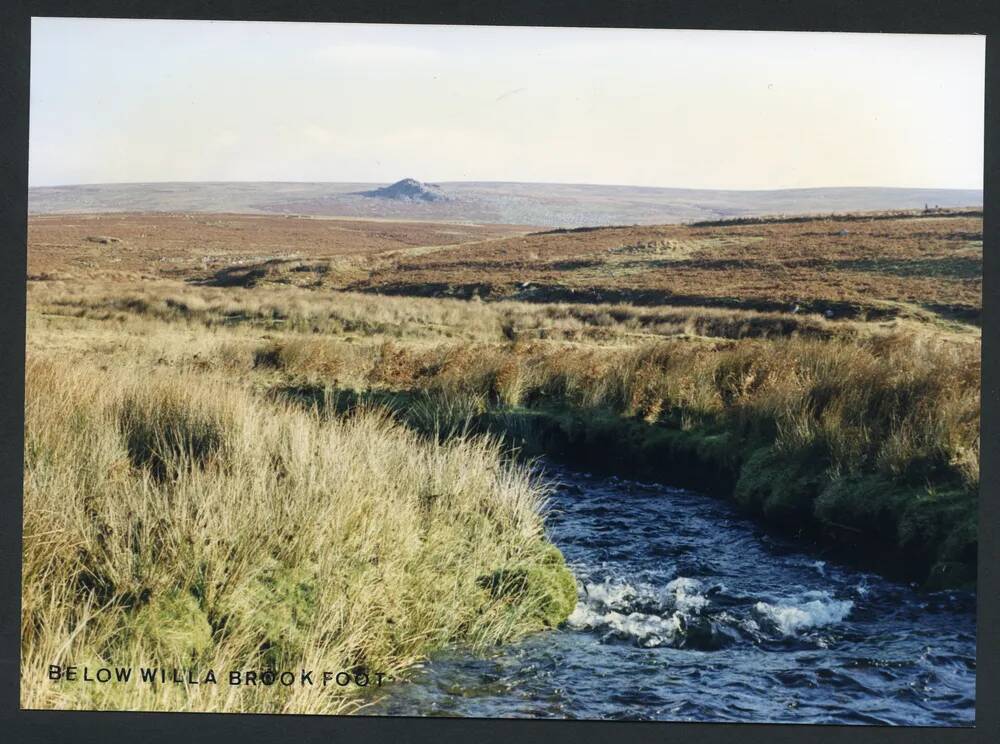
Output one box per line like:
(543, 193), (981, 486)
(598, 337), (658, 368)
(370, 466), (976, 725)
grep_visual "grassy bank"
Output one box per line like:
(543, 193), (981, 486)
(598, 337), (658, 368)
(258, 331), (979, 589)
(21, 356), (576, 713)
(22, 275), (979, 717)
(27, 278), (980, 591)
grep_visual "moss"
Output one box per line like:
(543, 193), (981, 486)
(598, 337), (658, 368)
(811, 477), (977, 587)
(221, 558), (318, 665)
(692, 431), (737, 467)
(937, 508), (978, 567)
(478, 544), (578, 629)
(898, 489), (977, 578)
(924, 560), (977, 591)
(522, 411), (977, 590)
(132, 589), (212, 660)
(733, 447), (813, 525)
(491, 406), (737, 494)
(814, 474), (912, 540)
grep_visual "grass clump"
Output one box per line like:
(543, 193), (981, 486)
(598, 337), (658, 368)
(117, 380), (230, 481)
(477, 544), (578, 629)
(21, 356), (575, 714)
(131, 589), (213, 660)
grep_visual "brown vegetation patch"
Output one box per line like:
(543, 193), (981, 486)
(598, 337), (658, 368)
(27, 213), (527, 279)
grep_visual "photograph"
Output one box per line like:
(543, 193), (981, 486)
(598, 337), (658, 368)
(21, 17), (982, 726)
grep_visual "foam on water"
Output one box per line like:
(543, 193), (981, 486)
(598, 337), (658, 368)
(566, 576), (719, 647)
(753, 591), (854, 636)
(664, 577), (709, 614)
(569, 575), (854, 647)
(581, 579), (641, 610)
(567, 604), (684, 648)
(371, 465), (976, 724)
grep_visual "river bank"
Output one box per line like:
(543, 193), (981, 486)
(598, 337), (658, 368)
(494, 404), (976, 590)
(368, 464), (976, 724)
(283, 381), (976, 591)
(23, 205), (982, 718)
(21, 357), (577, 713)
(332, 331), (978, 592)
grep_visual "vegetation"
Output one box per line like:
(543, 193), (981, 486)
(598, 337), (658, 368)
(29, 210), (983, 324)
(256, 330), (979, 588)
(22, 355), (572, 713)
(23, 209), (981, 713)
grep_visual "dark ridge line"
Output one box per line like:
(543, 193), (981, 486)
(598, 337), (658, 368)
(528, 225), (640, 236)
(688, 208), (983, 228)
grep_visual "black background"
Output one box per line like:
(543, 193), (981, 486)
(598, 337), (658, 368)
(1, 2), (997, 742)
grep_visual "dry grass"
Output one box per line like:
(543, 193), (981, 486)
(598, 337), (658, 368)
(28, 211), (983, 324)
(22, 355), (571, 713)
(22, 207), (982, 712)
(263, 334), (979, 491)
(27, 275), (980, 492)
(32, 276), (962, 352)
(348, 213), (983, 321)
(27, 213), (525, 279)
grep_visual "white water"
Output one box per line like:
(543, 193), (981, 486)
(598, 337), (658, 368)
(371, 467), (976, 725)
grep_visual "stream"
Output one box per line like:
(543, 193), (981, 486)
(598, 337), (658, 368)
(369, 465), (976, 725)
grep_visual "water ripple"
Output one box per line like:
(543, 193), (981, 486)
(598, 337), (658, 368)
(370, 465), (976, 725)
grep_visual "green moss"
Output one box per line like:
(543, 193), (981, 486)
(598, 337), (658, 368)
(467, 400), (976, 589)
(490, 406), (737, 495)
(692, 431), (736, 467)
(733, 447), (822, 526)
(478, 544), (578, 629)
(898, 489), (977, 579)
(814, 474), (912, 540)
(132, 589), (212, 660)
(222, 558), (318, 665)
(937, 508), (978, 567)
(524, 410), (977, 590)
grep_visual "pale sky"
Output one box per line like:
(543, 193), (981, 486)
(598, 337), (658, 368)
(29, 18), (985, 190)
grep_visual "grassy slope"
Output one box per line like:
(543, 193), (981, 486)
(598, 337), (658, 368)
(22, 356), (575, 713)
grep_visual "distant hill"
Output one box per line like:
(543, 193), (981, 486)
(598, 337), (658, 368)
(28, 181), (983, 228)
(356, 178), (449, 202)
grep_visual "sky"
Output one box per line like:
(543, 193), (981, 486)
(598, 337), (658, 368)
(29, 18), (985, 190)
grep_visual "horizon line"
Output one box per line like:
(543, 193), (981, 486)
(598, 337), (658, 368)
(27, 179), (986, 193)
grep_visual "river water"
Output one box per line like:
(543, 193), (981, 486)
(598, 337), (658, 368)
(369, 466), (976, 725)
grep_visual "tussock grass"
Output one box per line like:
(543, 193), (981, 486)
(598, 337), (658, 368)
(29, 277), (978, 508)
(337, 334), (980, 491)
(99, 289), (968, 498)
(29, 279), (885, 346)
(22, 356), (573, 713)
(23, 208), (983, 714)
(23, 273), (980, 710)
(243, 327), (979, 583)
(308, 330), (976, 585)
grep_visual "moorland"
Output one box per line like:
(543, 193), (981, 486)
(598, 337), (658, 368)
(28, 180), (983, 227)
(23, 206), (981, 713)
